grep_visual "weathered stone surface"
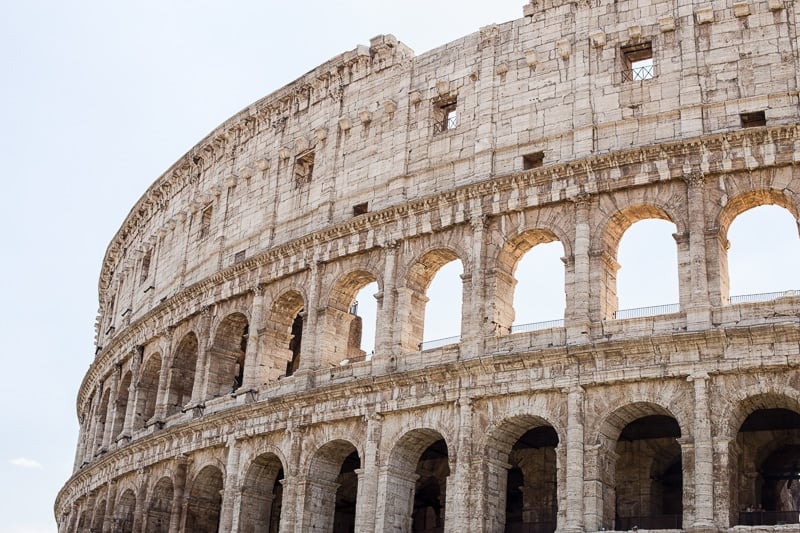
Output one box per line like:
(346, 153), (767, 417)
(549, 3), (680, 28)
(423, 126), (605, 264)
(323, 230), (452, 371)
(57, 1), (800, 532)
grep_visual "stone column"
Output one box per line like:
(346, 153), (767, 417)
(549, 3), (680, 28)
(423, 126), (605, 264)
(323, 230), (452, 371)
(102, 480), (116, 533)
(101, 366), (121, 451)
(277, 475), (298, 533)
(298, 261), (321, 373)
(567, 194), (591, 343)
(462, 216), (488, 359)
(193, 305), (215, 405)
(353, 414), (382, 533)
(132, 472), (147, 532)
(119, 350), (140, 441)
(218, 436), (241, 532)
(683, 172), (712, 330)
(445, 399), (474, 531)
(688, 372), (716, 529)
(562, 386), (585, 532)
(677, 437), (697, 527)
(151, 327), (173, 426)
(167, 456), (189, 533)
(242, 284), (266, 390)
(375, 240), (399, 368)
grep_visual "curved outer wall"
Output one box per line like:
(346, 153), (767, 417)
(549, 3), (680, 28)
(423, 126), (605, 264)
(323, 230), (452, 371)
(59, 1), (800, 532)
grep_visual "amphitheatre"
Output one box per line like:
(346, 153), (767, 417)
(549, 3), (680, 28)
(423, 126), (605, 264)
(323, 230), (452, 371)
(57, 0), (800, 531)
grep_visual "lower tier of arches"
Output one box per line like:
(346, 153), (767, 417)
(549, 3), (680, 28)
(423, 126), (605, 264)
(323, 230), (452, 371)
(59, 360), (800, 533)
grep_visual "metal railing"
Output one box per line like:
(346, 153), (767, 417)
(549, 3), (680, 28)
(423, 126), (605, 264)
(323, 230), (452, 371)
(617, 514), (682, 530)
(622, 63), (655, 81)
(510, 319), (565, 333)
(614, 303), (679, 319)
(730, 289), (799, 304)
(738, 510), (800, 526)
(419, 335), (461, 351)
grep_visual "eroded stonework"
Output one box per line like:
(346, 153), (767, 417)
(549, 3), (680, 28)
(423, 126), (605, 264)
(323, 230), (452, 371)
(58, 1), (800, 531)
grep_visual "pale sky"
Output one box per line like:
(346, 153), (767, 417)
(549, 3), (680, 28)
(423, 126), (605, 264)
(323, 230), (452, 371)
(1, 2), (797, 531)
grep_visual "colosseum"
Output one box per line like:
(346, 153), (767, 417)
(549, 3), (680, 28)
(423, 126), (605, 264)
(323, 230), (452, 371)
(57, 0), (800, 531)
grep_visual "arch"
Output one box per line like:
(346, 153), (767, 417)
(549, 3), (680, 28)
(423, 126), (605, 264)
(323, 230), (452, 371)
(239, 452), (285, 533)
(383, 428), (451, 532)
(92, 497), (106, 533)
(592, 403), (684, 530)
(113, 488), (136, 533)
(320, 270), (381, 366)
(714, 189), (800, 304)
(483, 415), (561, 533)
(728, 393), (800, 525)
(264, 290), (306, 379)
(134, 353), (161, 430)
(113, 370), (133, 441)
(206, 312), (249, 399)
(400, 248), (466, 352)
(302, 439), (361, 532)
(718, 189), (800, 238)
(144, 476), (173, 533)
(494, 228), (567, 333)
(185, 465), (224, 533)
(595, 204), (681, 320)
(166, 332), (198, 417)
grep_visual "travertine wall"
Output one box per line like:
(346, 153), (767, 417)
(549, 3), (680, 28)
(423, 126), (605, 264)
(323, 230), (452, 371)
(58, 0), (800, 531)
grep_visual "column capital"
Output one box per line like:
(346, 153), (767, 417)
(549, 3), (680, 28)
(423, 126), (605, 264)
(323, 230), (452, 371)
(682, 170), (706, 188)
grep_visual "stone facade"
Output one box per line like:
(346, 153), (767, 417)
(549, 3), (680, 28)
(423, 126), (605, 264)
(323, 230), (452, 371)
(57, 0), (800, 531)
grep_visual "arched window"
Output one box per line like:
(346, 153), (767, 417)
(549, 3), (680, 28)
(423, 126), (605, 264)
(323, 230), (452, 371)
(134, 354), (161, 429)
(616, 219), (679, 318)
(265, 291), (305, 379)
(321, 272), (379, 365)
(421, 258), (463, 350)
(239, 454), (284, 533)
(166, 333), (198, 417)
(206, 313), (249, 398)
(303, 440), (360, 532)
(186, 466), (224, 533)
(112, 371), (132, 441)
(512, 240), (565, 331)
(145, 477), (173, 533)
(727, 205), (800, 300)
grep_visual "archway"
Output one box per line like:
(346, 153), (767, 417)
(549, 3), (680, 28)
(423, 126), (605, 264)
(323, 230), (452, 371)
(404, 249), (464, 351)
(113, 488), (136, 533)
(264, 291), (305, 379)
(383, 429), (450, 532)
(166, 333), (198, 416)
(320, 271), (379, 365)
(303, 440), (360, 532)
(144, 476), (173, 533)
(185, 465), (224, 533)
(135, 354), (161, 429)
(734, 405), (800, 526)
(206, 312), (249, 398)
(239, 453), (285, 533)
(614, 415), (682, 530)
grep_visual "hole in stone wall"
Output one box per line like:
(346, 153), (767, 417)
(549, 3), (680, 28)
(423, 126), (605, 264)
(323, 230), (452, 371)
(522, 151), (544, 170)
(740, 111), (766, 128)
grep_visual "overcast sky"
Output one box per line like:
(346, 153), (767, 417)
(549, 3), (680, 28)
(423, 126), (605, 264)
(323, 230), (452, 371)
(1, 2), (798, 532)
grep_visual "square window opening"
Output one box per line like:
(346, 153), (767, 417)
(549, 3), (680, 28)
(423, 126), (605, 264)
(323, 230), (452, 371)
(522, 151), (545, 170)
(234, 250), (246, 264)
(139, 250), (152, 285)
(433, 98), (457, 134)
(294, 150), (315, 188)
(353, 202), (369, 217)
(622, 43), (654, 81)
(740, 111), (766, 128)
(199, 206), (212, 239)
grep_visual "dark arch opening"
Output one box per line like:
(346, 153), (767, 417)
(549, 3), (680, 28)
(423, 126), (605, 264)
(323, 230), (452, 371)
(504, 426), (559, 533)
(615, 415), (682, 530)
(412, 439), (450, 532)
(145, 477), (173, 533)
(166, 333), (198, 417)
(736, 408), (800, 526)
(239, 453), (285, 533)
(185, 466), (223, 533)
